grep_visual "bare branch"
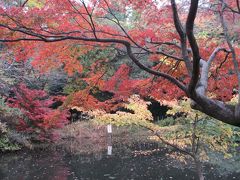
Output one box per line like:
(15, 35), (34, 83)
(0, 31), (188, 93)
(220, 0), (240, 14)
(186, 0), (200, 95)
(171, 0), (192, 75)
(21, 0), (29, 7)
(171, 0), (185, 40)
(197, 47), (230, 95)
(215, 51), (230, 76)
(81, 0), (98, 39)
(67, 0), (94, 34)
(237, 0), (240, 13)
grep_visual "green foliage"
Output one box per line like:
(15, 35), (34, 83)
(0, 97), (31, 150)
(197, 118), (239, 158)
(63, 47), (118, 94)
(157, 98), (240, 161)
(0, 97), (23, 131)
(0, 97), (22, 116)
(0, 134), (21, 152)
(0, 98), (23, 152)
(63, 79), (88, 94)
(197, 30), (209, 38)
(78, 47), (116, 75)
(231, 127), (240, 143)
(0, 122), (21, 152)
(156, 116), (189, 127)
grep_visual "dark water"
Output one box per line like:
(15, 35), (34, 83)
(0, 142), (240, 180)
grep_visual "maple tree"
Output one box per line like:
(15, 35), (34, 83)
(8, 83), (69, 141)
(0, 0), (240, 126)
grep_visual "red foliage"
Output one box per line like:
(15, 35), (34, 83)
(1, 0), (240, 126)
(68, 89), (101, 110)
(8, 83), (69, 141)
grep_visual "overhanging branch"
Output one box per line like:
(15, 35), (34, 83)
(186, 0), (200, 95)
(171, 0), (192, 75)
(0, 31), (188, 94)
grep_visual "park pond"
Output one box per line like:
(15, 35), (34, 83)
(1, 125), (240, 180)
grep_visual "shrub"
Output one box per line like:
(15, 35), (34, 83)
(0, 122), (22, 152)
(8, 83), (69, 141)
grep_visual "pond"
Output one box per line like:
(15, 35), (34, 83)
(1, 140), (240, 180)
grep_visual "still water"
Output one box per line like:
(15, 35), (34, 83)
(1, 141), (240, 180)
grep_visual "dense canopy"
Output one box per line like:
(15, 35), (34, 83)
(0, 0), (240, 126)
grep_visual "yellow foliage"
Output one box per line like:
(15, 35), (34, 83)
(165, 98), (205, 120)
(28, 0), (44, 8)
(93, 95), (153, 126)
(229, 95), (239, 105)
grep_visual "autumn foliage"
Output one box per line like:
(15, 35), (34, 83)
(8, 83), (69, 141)
(1, 0), (240, 126)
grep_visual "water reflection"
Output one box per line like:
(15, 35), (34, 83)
(1, 140), (240, 180)
(106, 124), (113, 156)
(0, 150), (75, 180)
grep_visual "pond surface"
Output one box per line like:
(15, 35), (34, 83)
(1, 141), (240, 180)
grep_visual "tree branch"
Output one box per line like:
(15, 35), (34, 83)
(186, 0), (200, 95)
(171, 0), (192, 75)
(21, 0), (29, 7)
(197, 47), (230, 95)
(0, 32), (188, 94)
(237, 0), (240, 13)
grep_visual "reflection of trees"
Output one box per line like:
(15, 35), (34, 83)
(0, 138), (239, 179)
(57, 122), (152, 156)
(1, 122), (239, 180)
(57, 122), (108, 156)
(66, 141), (197, 180)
